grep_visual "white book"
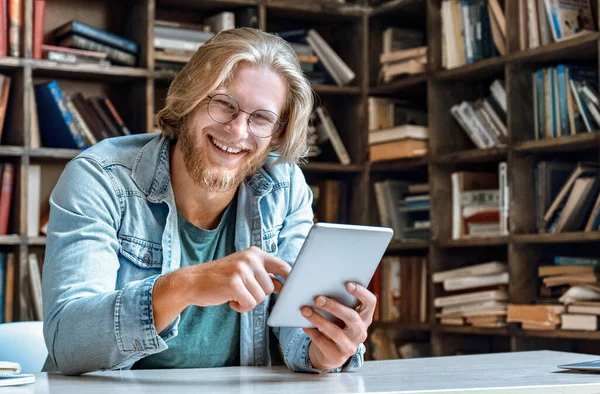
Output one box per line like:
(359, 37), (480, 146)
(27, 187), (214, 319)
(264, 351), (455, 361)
(440, 300), (508, 316)
(561, 313), (599, 331)
(368, 124), (428, 145)
(28, 253), (43, 321)
(306, 29), (355, 86)
(204, 11), (235, 33)
(450, 104), (487, 149)
(433, 261), (507, 283)
(154, 26), (214, 42)
(0, 362), (20, 373)
(434, 289), (508, 308)
(537, 0), (554, 44)
(490, 80), (507, 112)
(498, 161), (509, 236)
(444, 272), (509, 291)
(154, 37), (204, 52)
(0, 373), (35, 387)
(316, 107), (351, 165)
(27, 165), (41, 237)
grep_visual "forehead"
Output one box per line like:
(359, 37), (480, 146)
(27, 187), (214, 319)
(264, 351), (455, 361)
(220, 64), (287, 115)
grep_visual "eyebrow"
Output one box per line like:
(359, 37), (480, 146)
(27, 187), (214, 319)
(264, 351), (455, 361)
(215, 91), (280, 115)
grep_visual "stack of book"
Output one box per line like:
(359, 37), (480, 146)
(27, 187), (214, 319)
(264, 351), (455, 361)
(540, 162), (600, 233)
(51, 20), (140, 67)
(518, 0), (596, 50)
(433, 261), (509, 327)
(533, 65), (598, 139)
(440, 0), (506, 69)
(278, 29), (355, 86)
(378, 27), (426, 83)
(34, 81), (131, 150)
(451, 79), (507, 149)
(372, 256), (427, 323)
(451, 163), (508, 239)
(368, 97), (428, 162)
(373, 180), (430, 241)
(507, 304), (564, 330)
(153, 20), (215, 72)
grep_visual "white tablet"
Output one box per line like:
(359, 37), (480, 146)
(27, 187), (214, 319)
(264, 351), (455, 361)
(267, 222), (393, 328)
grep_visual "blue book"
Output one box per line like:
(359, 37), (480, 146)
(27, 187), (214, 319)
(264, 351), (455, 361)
(535, 69), (545, 139)
(34, 81), (89, 150)
(556, 65), (570, 136)
(479, 0), (494, 59)
(550, 67), (557, 137)
(568, 66), (599, 131)
(554, 256), (600, 266)
(54, 20), (139, 55)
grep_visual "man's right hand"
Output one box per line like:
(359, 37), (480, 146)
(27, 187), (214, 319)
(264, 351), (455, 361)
(183, 246), (291, 312)
(152, 246), (291, 333)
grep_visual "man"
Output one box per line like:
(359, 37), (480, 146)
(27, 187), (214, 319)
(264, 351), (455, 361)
(42, 28), (374, 375)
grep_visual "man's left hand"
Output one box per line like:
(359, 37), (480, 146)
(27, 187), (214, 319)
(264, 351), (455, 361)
(301, 282), (375, 371)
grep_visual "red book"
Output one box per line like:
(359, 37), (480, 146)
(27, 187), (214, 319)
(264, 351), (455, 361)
(0, 0), (6, 56)
(0, 162), (14, 234)
(32, 0), (45, 59)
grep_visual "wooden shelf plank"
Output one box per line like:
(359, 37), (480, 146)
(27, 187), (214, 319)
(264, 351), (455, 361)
(434, 324), (509, 336)
(311, 83), (361, 95)
(369, 156), (430, 172)
(509, 32), (600, 64)
(369, 74), (427, 95)
(369, 0), (424, 17)
(0, 146), (26, 156)
(433, 55), (507, 81)
(371, 321), (431, 331)
(513, 132), (600, 154)
(438, 236), (509, 248)
(435, 147), (508, 164)
(0, 235), (22, 245)
(28, 59), (149, 80)
(517, 329), (600, 340)
(29, 148), (81, 160)
(265, 1), (364, 17)
(387, 240), (430, 252)
(300, 162), (363, 173)
(512, 232), (600, 244)
(28, 236), (47, 246)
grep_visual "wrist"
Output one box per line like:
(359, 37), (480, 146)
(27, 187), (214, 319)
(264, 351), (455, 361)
(308, 341), (338, 371)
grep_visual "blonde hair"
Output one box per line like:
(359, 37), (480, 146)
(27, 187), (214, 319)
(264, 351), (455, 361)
(156, 27), (314, 164)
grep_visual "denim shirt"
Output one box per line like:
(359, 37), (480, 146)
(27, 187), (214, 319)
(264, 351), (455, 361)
(41, 133), (365, 375)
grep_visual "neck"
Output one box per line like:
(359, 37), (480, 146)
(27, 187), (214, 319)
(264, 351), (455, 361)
(170, 143), (237, 230)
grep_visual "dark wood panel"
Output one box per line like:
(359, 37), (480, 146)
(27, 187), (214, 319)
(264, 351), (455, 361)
(438, 236), (510, 248)
(514, 132), (600, 154)
(434, 147), (508, 165)
(512, 232), (600, 244)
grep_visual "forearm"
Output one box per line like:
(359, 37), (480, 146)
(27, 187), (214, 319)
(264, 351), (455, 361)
(45, 276), (166, 375)
(152, 269), (192, 333)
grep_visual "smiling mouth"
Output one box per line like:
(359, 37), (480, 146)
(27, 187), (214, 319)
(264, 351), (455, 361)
(209, 136), (249, 155)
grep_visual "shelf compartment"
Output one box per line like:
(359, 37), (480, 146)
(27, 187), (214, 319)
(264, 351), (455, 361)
(513, 132), (600, 154)
(371, 321), (431, 331)
(435, 147), (508, 165)
(512, 232), (600, 244)
(369, 156), (430, 172)
(369, 0), (424, 17)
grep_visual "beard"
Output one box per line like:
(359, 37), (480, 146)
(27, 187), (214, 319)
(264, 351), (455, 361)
(179, 126), (270, 193)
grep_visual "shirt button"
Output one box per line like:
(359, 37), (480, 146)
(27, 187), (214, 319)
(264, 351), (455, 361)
(270, 242), (276, 251)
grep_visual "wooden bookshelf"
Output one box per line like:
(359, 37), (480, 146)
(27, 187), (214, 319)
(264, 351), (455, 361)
(3, 0), (600, 362)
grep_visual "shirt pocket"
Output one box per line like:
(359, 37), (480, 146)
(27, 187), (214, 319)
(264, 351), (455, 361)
(118, 235), (163, 277)
(262, 224), (283, 256)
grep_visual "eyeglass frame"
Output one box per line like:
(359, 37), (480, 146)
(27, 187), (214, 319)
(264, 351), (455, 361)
(206, 93), (287, 138)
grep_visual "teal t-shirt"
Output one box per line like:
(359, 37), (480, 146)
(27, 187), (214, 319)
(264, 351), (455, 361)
(134, 197), (240, 369)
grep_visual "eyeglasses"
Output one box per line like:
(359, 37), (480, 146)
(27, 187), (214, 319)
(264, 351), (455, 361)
(206, 93), (286, 138)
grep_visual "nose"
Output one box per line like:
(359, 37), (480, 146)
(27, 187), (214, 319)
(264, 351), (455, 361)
(223, 111), (250, 139)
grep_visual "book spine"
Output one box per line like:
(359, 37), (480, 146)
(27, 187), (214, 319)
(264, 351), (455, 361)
(89, 97), (120, 137)
(46, 82), (88, 149)
(0, 252), (4, 323)
(32, 0), (45, 59)
(0, 0), (6, 56)
(64, 35), (136, 66)
(103, 97), (130, 135)
(317, 107), (351, 165)
(459, 102), (495, 147)
(535, 69), (545, 139)
(460, 0), (475, 63)
(556, 65), (570, 135)
(63, 20), (139, 55)
(7, 0), (21, 57)
(0, 162), (13, 235)
(65, 96), (96, 146)
(498, 161), (508, 235)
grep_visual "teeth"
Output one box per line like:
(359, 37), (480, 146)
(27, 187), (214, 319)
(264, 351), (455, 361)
(210, 137), (242, 154)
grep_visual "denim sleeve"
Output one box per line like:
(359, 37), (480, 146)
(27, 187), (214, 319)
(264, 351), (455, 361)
(42, 157), (169, 375)
(269, 165), (365, 373)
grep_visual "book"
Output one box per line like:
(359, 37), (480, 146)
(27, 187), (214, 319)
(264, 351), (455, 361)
(0, 372), (35, 387)
(368, 124), (428, 145)
(443, 272), (510, 292)
(0, 163), (14, 235)
(27, 253), (43, 320)
(58, 34), (137, 66)
(561, 313), (599, 330)
(8, 0), (21, 57)
(433, 261), (508, 283)
(315, 106), (351, 165)
(369, 139), (427, 162)
(306, 29), (355, 86)
(539, 265), (595, 277)
(32, 0), (45, 59)
(542, 0), (596, 41)
(26, 165), (41, 237)
(54, 20), (139, 55)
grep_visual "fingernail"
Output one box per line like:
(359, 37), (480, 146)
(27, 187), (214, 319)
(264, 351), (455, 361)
(302, 307), (313, 317)
(316, 296), (326, 307)
(347, 282), (357, 292)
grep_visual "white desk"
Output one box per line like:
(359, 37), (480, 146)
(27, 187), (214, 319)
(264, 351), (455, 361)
(7, 350), (600, 393)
